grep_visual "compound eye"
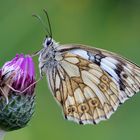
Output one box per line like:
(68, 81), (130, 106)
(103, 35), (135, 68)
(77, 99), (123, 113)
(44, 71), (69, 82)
(46, 38), (52, 46)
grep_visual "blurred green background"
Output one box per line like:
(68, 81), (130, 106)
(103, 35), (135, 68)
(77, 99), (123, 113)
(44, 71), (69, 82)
(0, 0), (140, 140)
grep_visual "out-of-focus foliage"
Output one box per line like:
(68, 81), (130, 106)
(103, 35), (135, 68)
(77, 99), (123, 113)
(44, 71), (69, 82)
(0, 0), (140, 140)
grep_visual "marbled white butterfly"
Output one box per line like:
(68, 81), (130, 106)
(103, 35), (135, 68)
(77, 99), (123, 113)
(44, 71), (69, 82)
(34, 10), (140, 125)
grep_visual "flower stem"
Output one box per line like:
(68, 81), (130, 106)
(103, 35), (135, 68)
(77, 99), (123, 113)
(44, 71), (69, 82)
(0, 130), (6, 140)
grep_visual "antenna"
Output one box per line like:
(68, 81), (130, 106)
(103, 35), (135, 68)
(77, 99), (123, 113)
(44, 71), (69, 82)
(43, 9), (52, 38)
(32, 14), (51, 37)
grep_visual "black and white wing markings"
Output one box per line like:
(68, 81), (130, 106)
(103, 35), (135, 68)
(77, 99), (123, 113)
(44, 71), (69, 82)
(57, 44), (140, 99)
(47, 52), (130, 125)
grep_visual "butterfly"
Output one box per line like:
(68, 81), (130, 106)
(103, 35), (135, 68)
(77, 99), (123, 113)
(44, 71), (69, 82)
(34, 10), (140, 125)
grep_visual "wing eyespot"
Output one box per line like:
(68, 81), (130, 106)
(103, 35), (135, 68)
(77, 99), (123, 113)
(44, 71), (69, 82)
(88, 98), (99, 108)
(78, 103), (89, 113)
(100, 75), (110, 83)
(121, 72), (128, 79)
(98, 82), (108, 92)
(66, 105), (77, 114)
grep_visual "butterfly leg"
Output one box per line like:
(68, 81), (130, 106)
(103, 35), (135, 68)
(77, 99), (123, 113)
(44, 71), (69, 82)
(31, 49), (42, 57)
(39, 63), (46, 79)
(6, 78), (41, 94)
(0, 87), (9, 104)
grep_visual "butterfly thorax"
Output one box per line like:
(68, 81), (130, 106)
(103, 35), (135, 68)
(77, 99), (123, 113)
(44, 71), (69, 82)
(38, 38), (61, 76)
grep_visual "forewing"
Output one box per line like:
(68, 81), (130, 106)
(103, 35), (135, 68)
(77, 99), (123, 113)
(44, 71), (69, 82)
(47, 46), (140, 124)
(57, 44), (140, 98)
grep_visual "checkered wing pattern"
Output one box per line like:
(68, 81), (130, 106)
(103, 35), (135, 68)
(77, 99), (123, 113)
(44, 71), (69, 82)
(47, 45), (140, 124)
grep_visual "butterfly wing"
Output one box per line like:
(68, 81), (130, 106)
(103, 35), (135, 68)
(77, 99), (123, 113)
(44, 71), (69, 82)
(47, 45), (140, 125)
(58, 44), (140, 98)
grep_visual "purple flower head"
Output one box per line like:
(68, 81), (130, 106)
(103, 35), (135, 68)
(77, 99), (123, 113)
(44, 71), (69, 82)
(1, 54), (36, 96)
(0, 54), (36, 131)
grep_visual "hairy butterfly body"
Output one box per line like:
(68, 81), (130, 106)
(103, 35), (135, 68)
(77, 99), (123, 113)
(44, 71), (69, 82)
(35, 10), (140, 125)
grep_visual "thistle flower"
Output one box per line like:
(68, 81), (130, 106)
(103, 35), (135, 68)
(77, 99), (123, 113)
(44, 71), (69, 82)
(0, 54), (36, 132)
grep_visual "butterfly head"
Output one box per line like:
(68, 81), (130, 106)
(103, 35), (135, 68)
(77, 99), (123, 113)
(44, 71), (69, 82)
(44, 36), (54, 48)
